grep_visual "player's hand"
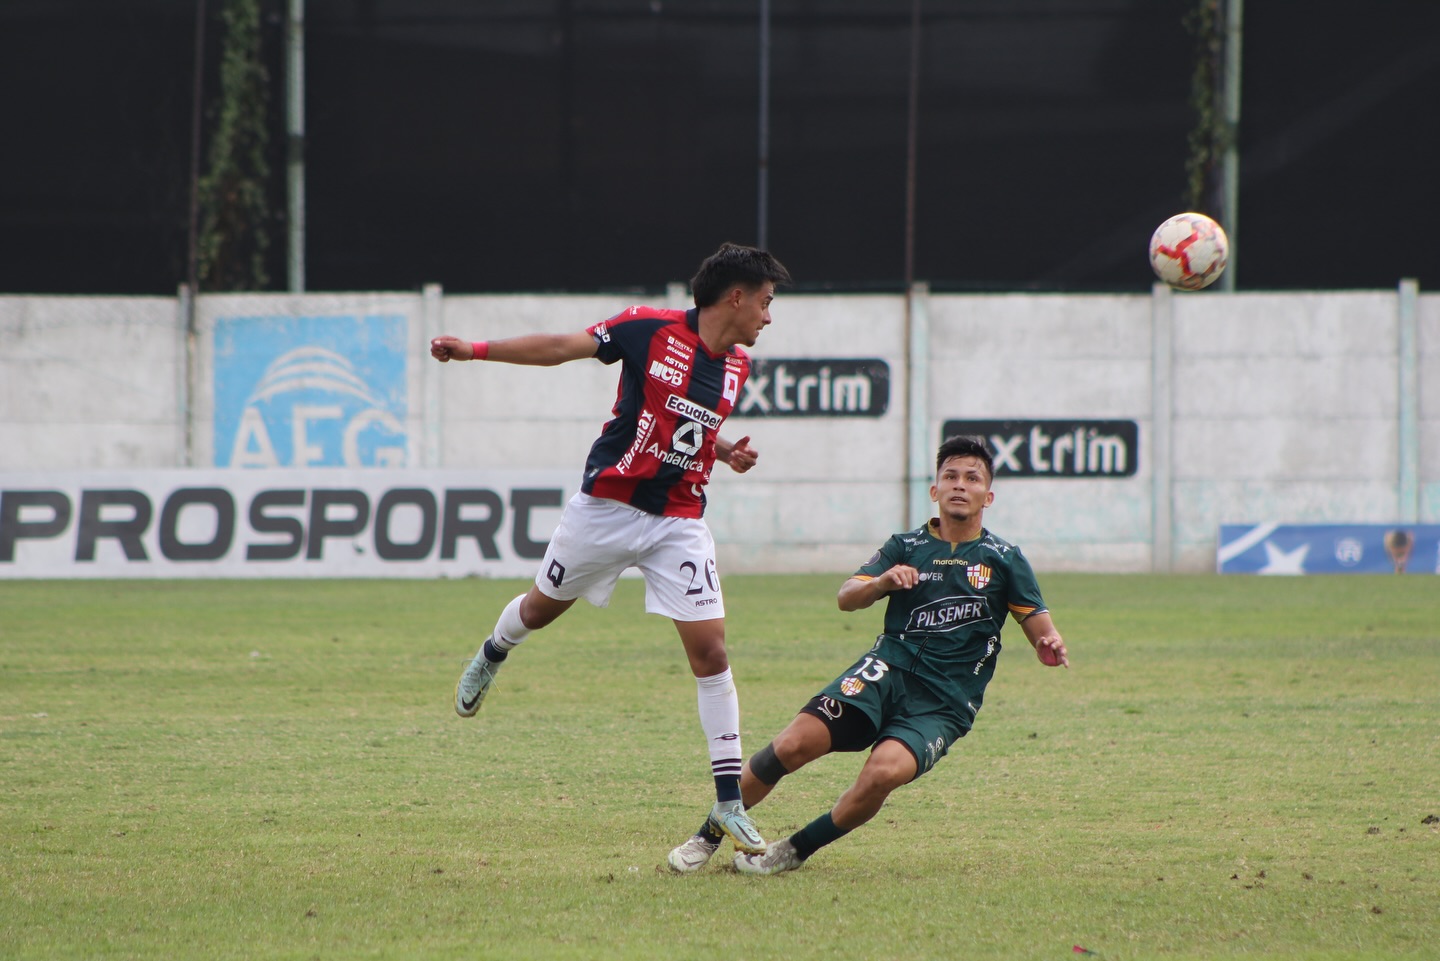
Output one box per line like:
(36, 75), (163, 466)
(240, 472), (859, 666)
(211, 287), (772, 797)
(724, 436), (759, 473)
(1033, 633), (1069, 668)
(430, 336), (472, 362)
(878, 564), (920, 592)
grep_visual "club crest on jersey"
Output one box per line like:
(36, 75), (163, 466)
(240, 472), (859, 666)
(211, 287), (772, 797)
(839, 676), (865, 697)
(967, 563), (992, 589)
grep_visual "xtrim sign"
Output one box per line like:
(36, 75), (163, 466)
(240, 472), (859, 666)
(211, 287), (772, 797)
(942, 419), (1139, 478)
(734, 359), (889, 417)
(0, 470), (576, 578)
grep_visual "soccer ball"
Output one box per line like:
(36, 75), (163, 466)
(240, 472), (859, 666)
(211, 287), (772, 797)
(1149, 212), (1229, 290)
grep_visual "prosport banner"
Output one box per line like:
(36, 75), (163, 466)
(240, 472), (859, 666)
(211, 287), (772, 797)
(1217, 523), (1440, 575)
(0, 470), (578, 579)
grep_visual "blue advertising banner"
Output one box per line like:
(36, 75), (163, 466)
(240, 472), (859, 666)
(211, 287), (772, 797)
(1217, 523), (1440, 575)
(214, 314), (408, 468)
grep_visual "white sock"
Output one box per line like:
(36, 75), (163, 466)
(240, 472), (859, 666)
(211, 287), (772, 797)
(695, 668), (743, 781)
(488, 594), (531, 654)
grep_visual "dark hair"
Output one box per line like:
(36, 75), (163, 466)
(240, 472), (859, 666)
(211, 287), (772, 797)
(690, 243), (792, 308)
(936, 434), (994, 483)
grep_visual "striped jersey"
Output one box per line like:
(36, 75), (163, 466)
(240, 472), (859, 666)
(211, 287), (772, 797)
(852, 521), (1047, 695)
(581, 306), (749, 517)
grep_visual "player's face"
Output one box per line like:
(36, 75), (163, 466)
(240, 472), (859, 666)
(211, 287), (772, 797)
(731, 282), (776, 347)
(931, 455), (994, 520)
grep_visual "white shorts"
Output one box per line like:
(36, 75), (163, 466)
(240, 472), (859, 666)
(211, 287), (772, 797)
(534, 492), (725, 622)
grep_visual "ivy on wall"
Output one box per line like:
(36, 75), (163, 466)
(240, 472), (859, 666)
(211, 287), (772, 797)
(197, 0), (272, 291)
(1182, 0), (1229, 215)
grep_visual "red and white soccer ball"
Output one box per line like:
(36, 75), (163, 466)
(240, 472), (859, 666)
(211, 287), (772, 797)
(1149, 212), (1229, 290)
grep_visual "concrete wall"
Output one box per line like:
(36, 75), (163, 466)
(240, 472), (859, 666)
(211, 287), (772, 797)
(924, 292), (1156, 572)
(2, 285), (1434, 574)
(1168, 289), (1423, 571)
(0, 295), (186, 468)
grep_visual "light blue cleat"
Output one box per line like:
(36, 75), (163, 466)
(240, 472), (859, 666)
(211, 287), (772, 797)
(455, 643), (502, 717)
(709, 800), (766, 855)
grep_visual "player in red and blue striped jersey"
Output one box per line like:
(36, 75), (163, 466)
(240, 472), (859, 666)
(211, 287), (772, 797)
(580, 302), (751, 518)
(430, 242), (791, 857)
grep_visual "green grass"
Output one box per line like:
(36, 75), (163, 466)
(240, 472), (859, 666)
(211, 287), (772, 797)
(1, 574), (1436, 960)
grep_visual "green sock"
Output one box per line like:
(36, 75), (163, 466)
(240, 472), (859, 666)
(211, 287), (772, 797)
(790, 811), (850, 859)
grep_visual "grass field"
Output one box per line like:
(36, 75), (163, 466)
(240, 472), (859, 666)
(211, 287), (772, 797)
(2, 573), (1437, 960)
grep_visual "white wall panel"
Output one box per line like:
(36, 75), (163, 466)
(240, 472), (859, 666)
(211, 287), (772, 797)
(1419, 296), (1440, 479)
(0, 296), (181, 469)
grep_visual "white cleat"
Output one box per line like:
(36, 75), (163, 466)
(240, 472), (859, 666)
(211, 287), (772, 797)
(733, 838), (804, 876)
(666, 833), (721, 874)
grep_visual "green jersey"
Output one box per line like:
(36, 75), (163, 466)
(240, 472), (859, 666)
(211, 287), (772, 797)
(854, 520), (1047, 701)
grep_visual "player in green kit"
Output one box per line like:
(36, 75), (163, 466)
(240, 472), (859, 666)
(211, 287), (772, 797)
(666, 434), (1069, 874)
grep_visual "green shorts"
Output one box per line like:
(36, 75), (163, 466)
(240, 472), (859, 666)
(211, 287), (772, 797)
(806, 652), (988, 780)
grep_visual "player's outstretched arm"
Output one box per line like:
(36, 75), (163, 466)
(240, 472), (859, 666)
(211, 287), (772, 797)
(837, 565), (918, 612)
(1020, 611), (1069, 668)
(430, 331), (598, 366)
(717, 435), (758, 473)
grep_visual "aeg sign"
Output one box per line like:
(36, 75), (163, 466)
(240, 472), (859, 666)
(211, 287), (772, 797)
(214, 314), (408, 468)
(0, 470), (575, 578)
(942, 419), (1139, 478)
